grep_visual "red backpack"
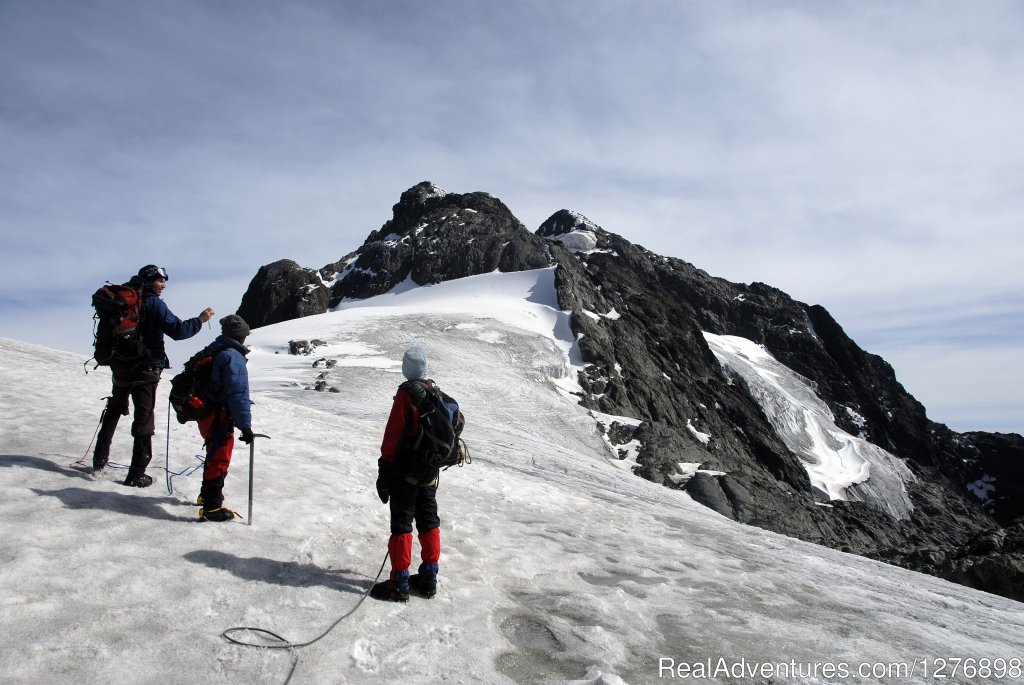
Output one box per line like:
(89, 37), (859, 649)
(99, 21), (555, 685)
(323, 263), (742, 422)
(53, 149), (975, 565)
(90, 282), (150, 369)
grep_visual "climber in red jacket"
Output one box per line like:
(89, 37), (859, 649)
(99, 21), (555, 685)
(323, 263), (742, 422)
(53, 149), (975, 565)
(371, 345), (442, 602)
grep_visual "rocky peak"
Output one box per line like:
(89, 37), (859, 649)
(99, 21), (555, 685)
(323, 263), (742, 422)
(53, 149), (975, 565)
(363, 180), (454, 243)
(403, 180), (448, 204)
(327, 182), (555, 304)
(537, 209), (606, 253)
(234, 184), (1024, 601)
(236, 183), (558, 326)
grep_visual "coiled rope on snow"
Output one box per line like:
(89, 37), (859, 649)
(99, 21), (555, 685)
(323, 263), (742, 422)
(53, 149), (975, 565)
(221, 552), (390, 685)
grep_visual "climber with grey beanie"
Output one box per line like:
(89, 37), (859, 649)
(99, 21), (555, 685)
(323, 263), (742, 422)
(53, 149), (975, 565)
(189, 314), (255, 522)
(372, 345), (444, 601)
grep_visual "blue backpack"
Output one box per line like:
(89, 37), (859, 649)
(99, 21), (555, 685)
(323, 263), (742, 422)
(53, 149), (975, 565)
(401, 380), (468, 470)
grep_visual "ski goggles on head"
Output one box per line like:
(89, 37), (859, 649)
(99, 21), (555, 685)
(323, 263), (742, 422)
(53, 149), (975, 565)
(141, 265), (169, 281)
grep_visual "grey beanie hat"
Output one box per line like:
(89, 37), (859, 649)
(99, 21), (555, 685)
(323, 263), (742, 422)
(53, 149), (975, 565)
(402, 345), (428, 381)
(220, 314), (250, 340)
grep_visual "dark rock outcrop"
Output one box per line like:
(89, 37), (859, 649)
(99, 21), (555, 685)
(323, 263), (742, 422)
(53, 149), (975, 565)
(879, 521), (1024, 603)
(236, 183), (556, 327)
(288, 339), (327, 356)
(956, 431), (1024, 526)
(236, 185), (1023, 601)
(324, 182), (555, 304)
(236, 260), (330, 329)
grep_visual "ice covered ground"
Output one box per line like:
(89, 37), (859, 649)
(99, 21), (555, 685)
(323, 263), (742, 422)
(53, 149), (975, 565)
(2, 269), (1023, 684)
(703, 333), (917, 520)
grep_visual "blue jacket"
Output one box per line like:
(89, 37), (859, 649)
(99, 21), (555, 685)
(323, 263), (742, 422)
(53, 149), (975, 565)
(140, 283), (204, 368)
(206, 335), (252, 431)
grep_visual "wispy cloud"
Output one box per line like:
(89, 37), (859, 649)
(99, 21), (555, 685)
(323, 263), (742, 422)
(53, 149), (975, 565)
(1, 1), (1021, 433)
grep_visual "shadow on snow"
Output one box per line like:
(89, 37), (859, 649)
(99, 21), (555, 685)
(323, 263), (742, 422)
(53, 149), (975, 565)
(30, 485), (191, 522)
(0, 453), (94, 480)
(184, 549), (372, 596)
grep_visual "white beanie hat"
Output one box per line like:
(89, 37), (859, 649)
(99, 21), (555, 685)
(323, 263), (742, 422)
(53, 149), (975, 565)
(402, 346), (428, 381)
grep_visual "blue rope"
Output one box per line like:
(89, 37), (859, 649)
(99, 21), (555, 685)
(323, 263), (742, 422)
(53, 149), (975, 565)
(76, 399), (204, 494)
(162, 401), (206, 495)
(98, 456), (203, 487)
(165, 455), (206, 495)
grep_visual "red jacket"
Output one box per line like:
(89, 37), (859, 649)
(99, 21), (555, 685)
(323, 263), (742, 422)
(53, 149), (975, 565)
(380, 381), (433, 463)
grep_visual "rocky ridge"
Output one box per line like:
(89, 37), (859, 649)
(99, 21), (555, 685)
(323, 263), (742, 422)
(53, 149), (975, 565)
(237, 183), (553, 328)
(236, 182), (1024, 601)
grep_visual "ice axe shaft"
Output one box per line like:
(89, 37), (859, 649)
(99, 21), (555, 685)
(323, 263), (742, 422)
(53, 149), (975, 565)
(247, 433), (271, 525)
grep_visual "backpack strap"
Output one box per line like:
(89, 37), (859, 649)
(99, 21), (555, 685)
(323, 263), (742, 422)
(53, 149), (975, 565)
(187, 341), (235, 404)
(193, 340), (234, 366)
(397, 379), (426, 440)
(399, 379), (431, 407)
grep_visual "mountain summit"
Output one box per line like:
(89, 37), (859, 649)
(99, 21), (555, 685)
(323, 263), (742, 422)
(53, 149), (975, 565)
(237, 182), (1024, 601)
(237, 182), (554, 326)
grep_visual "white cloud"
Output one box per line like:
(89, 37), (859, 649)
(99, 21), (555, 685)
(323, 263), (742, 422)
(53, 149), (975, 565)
(1, 1), (1021, 434)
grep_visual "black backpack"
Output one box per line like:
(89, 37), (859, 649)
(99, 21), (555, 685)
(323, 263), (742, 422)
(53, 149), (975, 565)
(401, 380), (468, 470)
(169, 343), (230, 424)
(90, 280), (150, 369)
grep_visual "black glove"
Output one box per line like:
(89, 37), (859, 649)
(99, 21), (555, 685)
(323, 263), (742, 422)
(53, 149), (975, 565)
(376, 458), (393, 503)
(239, 428), (255, 444)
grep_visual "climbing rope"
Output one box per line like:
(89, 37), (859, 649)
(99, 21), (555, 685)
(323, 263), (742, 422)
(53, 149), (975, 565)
(72, 399), (110, 467)
(165, 454), (206, 494)
(221, 551), (390, 685)
(74, 397), (204, 493)
(162, 402), (206, 494)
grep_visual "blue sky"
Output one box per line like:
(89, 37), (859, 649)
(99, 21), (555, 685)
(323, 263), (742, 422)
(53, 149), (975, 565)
(1, 0), (1021, 434)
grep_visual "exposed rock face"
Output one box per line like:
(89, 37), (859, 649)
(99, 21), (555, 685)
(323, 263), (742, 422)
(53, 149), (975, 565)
(324, 182), (555, 304)
(957, 431), (1024, 526)
(235, 260), (330, 329)
(236, 183), (556, 327)
(938, 522), (1024, 602)
(538, 208), (1023, 600)
(288, 339), (327, 356)
(880, 521), (1024, 603)
(236, 186), (1024, 601)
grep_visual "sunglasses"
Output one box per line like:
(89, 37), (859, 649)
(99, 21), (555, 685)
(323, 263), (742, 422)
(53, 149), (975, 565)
(144, 266), (169, 281)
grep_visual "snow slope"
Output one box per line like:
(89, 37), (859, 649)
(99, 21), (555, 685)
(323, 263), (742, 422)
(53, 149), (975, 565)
(2, 269), (1023, 685)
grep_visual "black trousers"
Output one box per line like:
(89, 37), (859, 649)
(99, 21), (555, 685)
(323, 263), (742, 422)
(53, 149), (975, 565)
(94, 368), (161, 475)
(387, 475), (440, 536)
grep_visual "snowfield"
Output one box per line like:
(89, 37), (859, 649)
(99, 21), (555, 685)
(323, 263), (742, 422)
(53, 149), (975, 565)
(2, 269), (1023, 684)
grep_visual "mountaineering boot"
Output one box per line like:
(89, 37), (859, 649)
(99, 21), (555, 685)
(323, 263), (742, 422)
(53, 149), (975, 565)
(371, 570), (410, 603)
(199, 506), (237, 522)
(410, 528), (440, 597)
(409, 563), (438, 598)
(123, 435), (153, 487)
(199, 475), (225, 511)
(92, 452), (109, 472)
(123, 473), (154, 488)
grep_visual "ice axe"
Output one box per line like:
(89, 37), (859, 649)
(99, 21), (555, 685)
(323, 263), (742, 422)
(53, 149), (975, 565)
(246, 433), (271, 525)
